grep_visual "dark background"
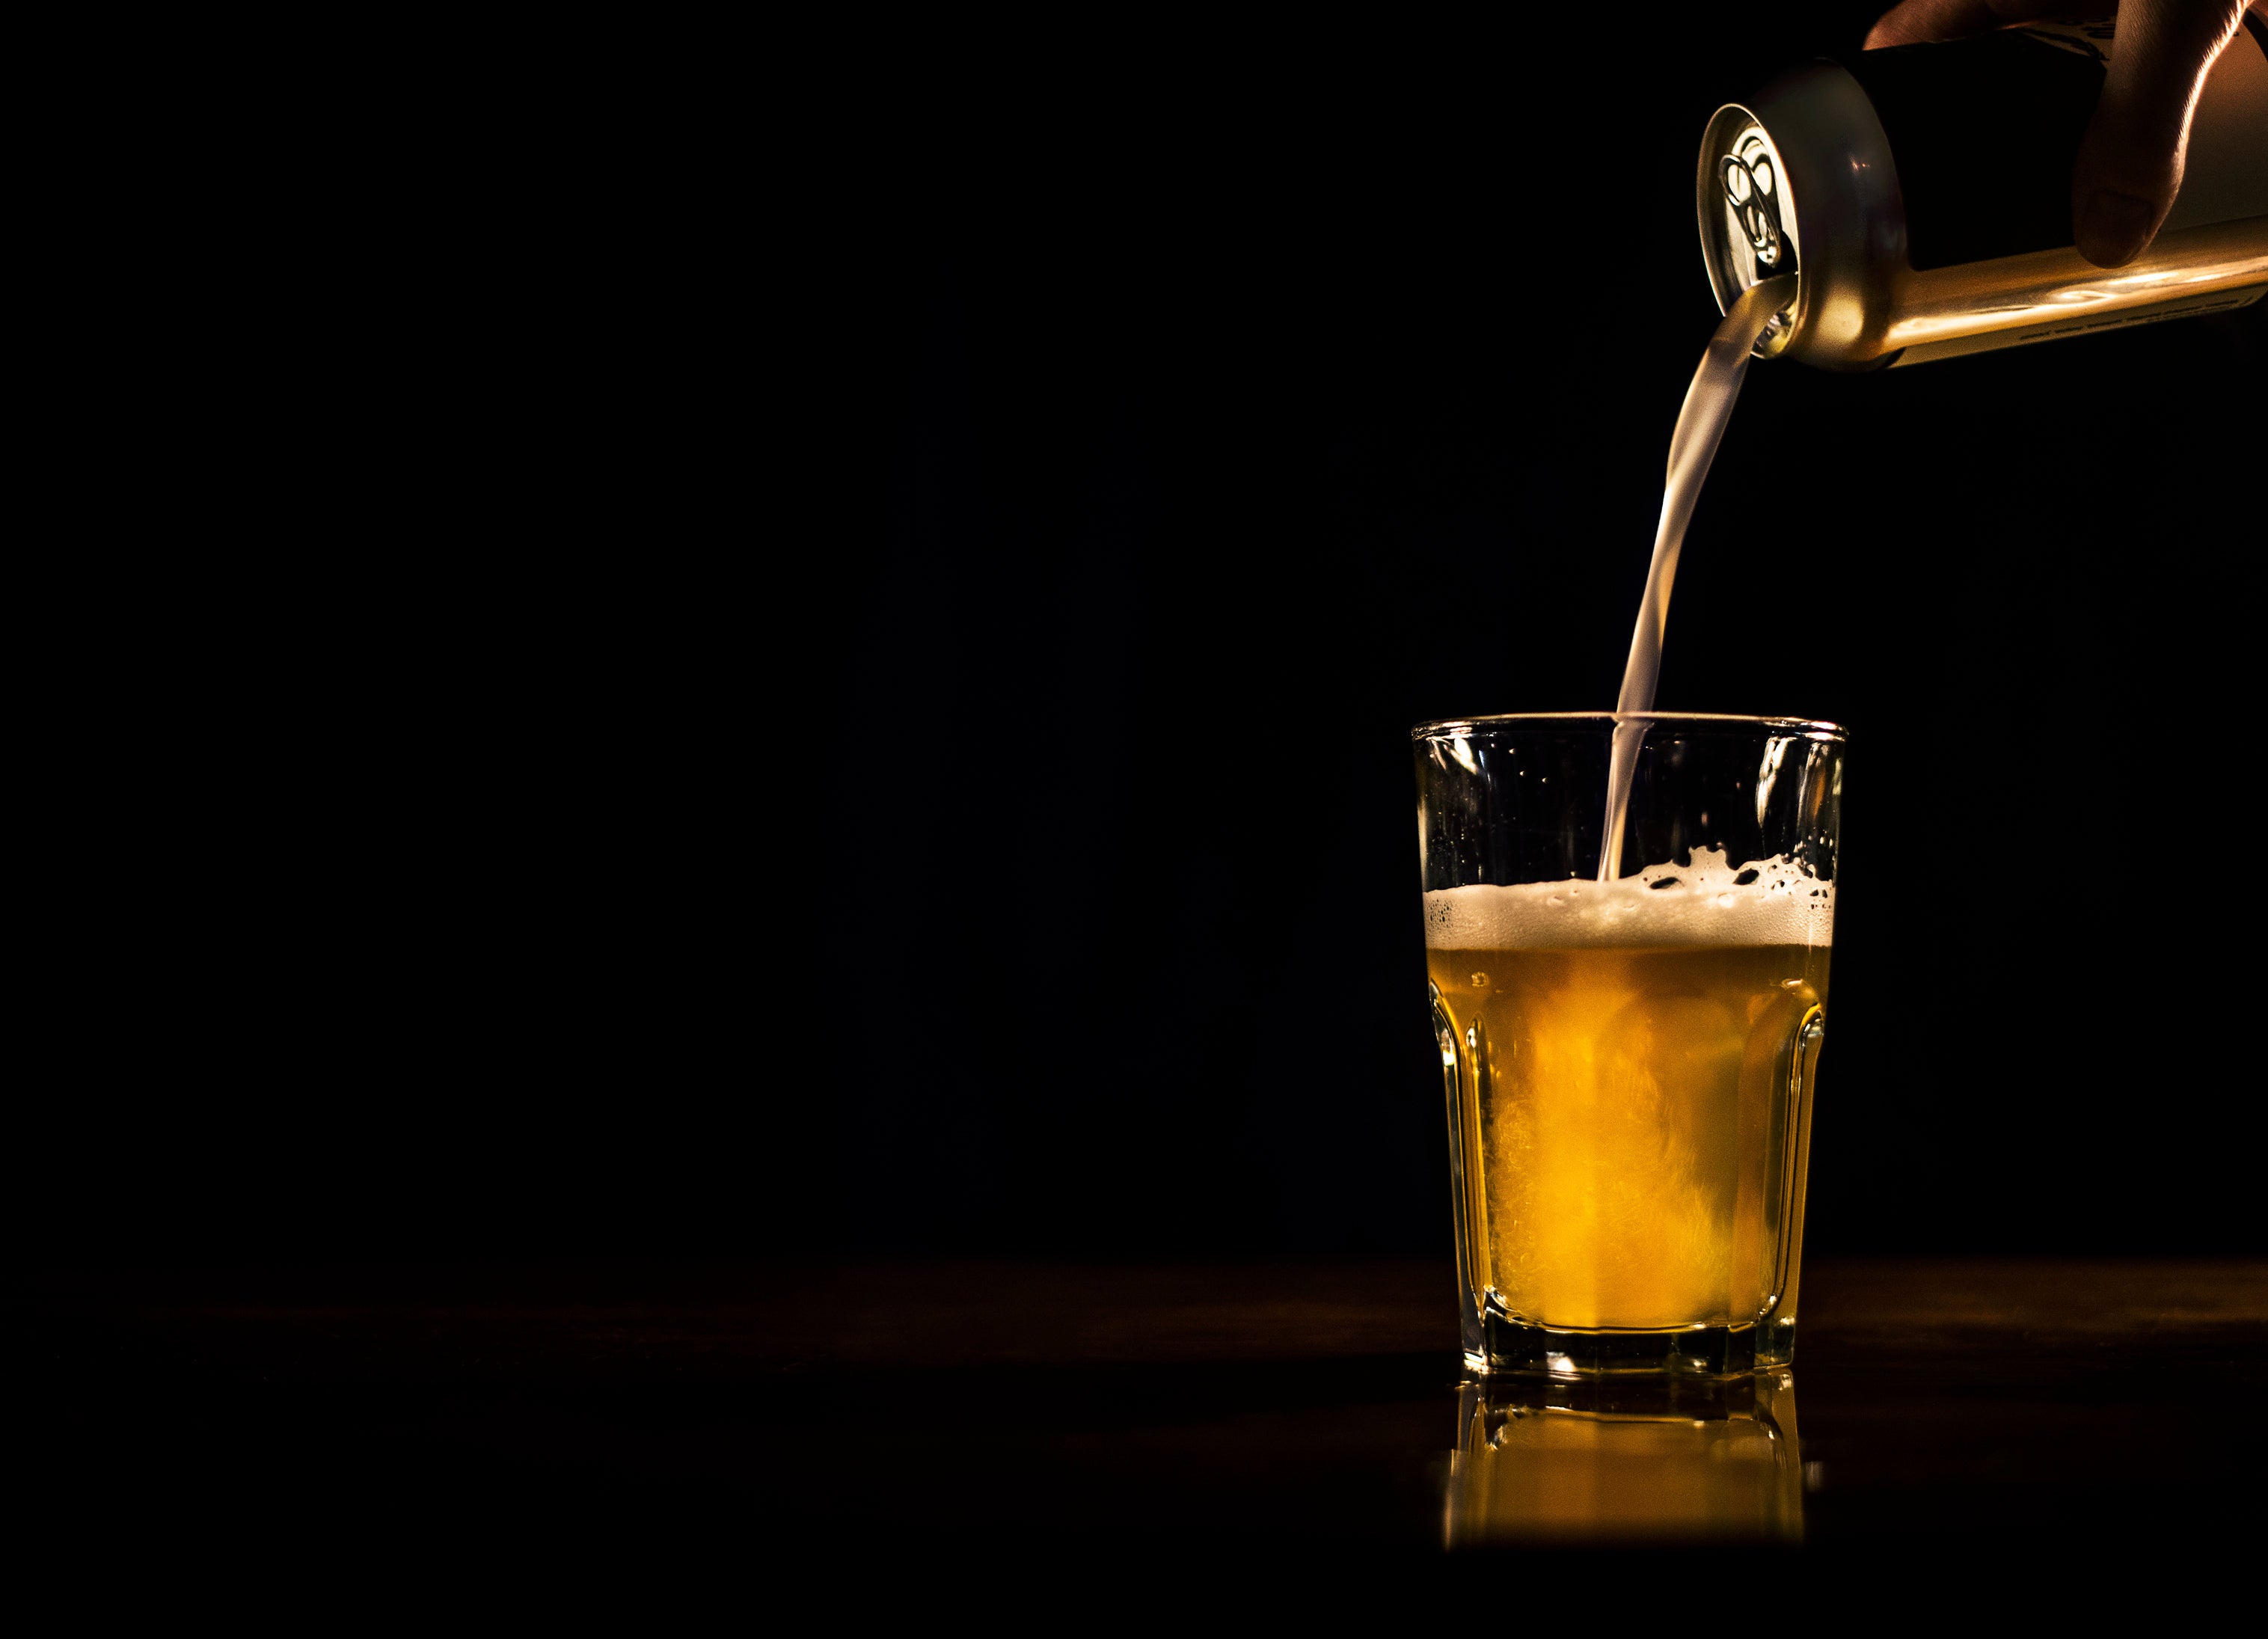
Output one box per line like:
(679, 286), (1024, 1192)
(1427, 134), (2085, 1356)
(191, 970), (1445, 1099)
(31, 4), (2261, 1271)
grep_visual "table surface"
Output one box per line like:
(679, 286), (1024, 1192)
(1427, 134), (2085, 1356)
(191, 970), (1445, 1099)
(25, 1257), (2268, 1566)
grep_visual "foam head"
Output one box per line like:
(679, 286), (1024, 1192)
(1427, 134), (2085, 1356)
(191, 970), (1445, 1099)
(1423, 847), (1833, 950)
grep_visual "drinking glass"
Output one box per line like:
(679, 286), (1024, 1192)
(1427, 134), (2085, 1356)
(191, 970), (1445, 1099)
(1414, 713), (1847, 1374)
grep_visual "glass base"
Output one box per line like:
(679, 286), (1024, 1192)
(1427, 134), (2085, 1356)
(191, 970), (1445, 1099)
(1444, 1368), (1804, 1548)
(1459, 1366), (1795, 1424)
(1465, 1310), (1796, 1378)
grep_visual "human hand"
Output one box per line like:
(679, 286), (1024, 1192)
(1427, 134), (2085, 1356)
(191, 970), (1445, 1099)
(1865, 0), (2264, 266)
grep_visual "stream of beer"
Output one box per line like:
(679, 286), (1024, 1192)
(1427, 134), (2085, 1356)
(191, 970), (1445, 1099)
(1599, 274), (1797, 882)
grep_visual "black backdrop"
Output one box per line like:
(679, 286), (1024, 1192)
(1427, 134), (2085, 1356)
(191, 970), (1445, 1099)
(32, 4), (2261, 1269)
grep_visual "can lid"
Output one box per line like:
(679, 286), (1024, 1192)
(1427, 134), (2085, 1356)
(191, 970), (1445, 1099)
(1697, 105), (1799, 358)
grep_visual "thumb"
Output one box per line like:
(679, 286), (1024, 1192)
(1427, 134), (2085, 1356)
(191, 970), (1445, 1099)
(2074, 0), (2252, 266)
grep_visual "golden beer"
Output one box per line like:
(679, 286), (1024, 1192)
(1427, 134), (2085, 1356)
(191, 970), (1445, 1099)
(1423, 859), (1830, 1356)
(1429, 941), (1823, 1332)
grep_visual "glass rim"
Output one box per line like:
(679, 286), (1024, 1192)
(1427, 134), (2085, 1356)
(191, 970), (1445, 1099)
(1411, 711), (1848, 743)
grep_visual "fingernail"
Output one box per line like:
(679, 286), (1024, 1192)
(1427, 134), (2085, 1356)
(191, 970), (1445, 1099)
(2077, 192), (2154, 267)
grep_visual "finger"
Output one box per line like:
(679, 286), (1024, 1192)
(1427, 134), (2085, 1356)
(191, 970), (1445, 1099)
(2074, 0), (2253, 265)
(1865, 0), (2114, 49)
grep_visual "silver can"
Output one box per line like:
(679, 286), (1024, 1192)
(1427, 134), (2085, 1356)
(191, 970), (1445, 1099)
(1699, 18), (2268, 369)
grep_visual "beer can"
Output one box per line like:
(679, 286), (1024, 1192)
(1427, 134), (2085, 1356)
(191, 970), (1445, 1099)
(1698, 17), (2268, 369)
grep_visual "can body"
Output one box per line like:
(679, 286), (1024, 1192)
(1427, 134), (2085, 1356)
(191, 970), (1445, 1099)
(1699, 18), (2268, 369)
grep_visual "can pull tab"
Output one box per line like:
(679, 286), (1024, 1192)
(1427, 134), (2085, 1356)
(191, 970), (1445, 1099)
(1721, 149), (1789, 271)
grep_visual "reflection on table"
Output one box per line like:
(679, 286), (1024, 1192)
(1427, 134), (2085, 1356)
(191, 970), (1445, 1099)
(1445, 1370), (1802, 1547)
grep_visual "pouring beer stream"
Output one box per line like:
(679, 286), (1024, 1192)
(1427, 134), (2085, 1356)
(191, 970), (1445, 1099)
(1599, 273), (1795, 882)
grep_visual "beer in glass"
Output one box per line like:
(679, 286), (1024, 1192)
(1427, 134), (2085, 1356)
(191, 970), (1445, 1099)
(1415, 714), (1846, 1374)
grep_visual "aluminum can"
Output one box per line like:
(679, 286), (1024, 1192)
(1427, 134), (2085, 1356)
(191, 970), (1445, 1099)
(1698, 18), (2268, 368)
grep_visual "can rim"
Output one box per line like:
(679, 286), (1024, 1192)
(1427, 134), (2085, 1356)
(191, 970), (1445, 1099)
(1411, 711), (1848, 742)
(1697, 100), (1800, 359)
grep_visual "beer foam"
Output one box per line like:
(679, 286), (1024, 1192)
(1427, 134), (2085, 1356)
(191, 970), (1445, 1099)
(1423, 847), (1832, 950)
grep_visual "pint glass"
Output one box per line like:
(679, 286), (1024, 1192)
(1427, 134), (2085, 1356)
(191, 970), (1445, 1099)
(1414, 714), (1847, 1375)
